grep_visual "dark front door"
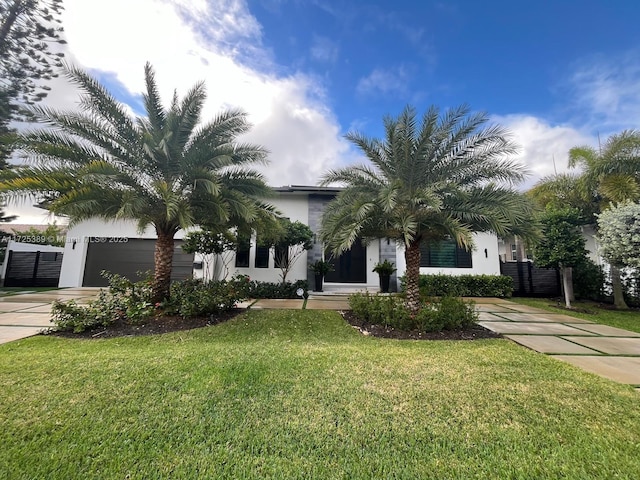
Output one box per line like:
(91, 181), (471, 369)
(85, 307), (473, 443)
(324, 239), (366, 283)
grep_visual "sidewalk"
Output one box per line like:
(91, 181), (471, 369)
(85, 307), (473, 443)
(476, 299), (640, 390)
(0, 288), (100, 344)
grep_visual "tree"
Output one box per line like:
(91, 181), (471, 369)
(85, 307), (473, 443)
(533, 207), (588, 308)
(568, 130), (640, 308)
(0, 0), (66, 108)
(269, 219), (313, 284)
(528, 173), (599, 223)
(182, 229), (237, 282)
(597, 201), (640, 268)
(11, 223), (64, 246)
(0, 63), (276, 303)
(320, 104), (532, 314)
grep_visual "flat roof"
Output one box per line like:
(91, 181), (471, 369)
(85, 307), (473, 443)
(273, 185), (343, 194)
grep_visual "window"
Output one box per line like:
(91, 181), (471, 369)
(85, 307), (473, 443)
(235, 237), (250, 267)
(274, 245), (288, 268)
(420, 240), (472, 268)
(510, 244), (517, 261)
(255, 245), (269, 268)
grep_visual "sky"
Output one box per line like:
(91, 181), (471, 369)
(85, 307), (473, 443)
(11, 0), (640, 222)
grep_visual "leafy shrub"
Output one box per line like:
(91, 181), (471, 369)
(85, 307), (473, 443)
(240, 277), (309, 299)
(165, 278), (248, 318)
(51, 272), (154, 333)
(349, 293), (477, 332)
(573, 258), (606, 301)
(408, 274), (513, 297)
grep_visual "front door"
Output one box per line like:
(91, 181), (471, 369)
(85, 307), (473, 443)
(324, 239), (366, 283)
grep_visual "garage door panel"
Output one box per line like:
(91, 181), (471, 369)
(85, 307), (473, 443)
(83, 239), (193, 287)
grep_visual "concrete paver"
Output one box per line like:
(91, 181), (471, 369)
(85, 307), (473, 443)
(555, 356), (640, 385)
(305, 299), (351, 310)
(479, 321), (595, 336)
(474, 304), (515, 313)
(0, 326), (45, 343)
(477, 312), (504, 321)
(251, 299), (304, 309)
(0, 313), (51, 327)
(499, 304), (556, 314)
(565, 323), (640, 337)
(497, 312), (593, 323)
(12, 304), (53, 313)
(505, 335), (601, 354)
(0, 302), (49, 312)
(561, 336), (640, 355)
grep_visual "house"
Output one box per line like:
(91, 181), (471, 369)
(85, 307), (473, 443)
(57, 186), (503, 290)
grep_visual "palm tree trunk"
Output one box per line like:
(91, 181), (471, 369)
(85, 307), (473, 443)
(404, 240), (421, 315)
(152, 229), (175, 303)
(611, 265), (628, 309)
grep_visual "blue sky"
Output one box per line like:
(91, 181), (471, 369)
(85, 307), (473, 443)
(15, 0), (640, 222)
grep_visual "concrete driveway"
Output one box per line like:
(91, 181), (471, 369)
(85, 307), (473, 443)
(0, 288), (100, 344)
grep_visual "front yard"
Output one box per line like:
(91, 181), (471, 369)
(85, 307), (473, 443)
(1, 310), (638, 479)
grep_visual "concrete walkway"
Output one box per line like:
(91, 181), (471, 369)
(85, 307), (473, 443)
(476, 299), (640, 390)
(0, 288), (100, 344)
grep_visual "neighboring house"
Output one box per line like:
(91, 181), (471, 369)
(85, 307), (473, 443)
(57, 186), (504, 290)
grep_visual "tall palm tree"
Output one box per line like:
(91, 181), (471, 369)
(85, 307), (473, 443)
(320, 105), (532, 313)
(0, 63), (275, 302)
(568, 130), (640, 309)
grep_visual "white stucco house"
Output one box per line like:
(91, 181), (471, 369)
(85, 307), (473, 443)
(57, 186), (504, 290)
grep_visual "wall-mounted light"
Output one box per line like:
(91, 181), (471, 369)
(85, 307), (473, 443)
(72, 240), (77, 250)
(484, 248), (488, 258)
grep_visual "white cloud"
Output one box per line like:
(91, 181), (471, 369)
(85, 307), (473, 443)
(356, 66), (410, 97)
(492, 114), (594, 189)
(564, 50), (640, 133)
(310, 35), (339, 64)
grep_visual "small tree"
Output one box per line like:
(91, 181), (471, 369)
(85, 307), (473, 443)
(597, 201), (640, 308)
(534, 207), (588, 308)
(11, 223), (64, 246)
(182, 230), (237, 282)
(266, 219), (313, 284)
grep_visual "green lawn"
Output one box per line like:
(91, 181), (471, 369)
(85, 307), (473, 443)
(509, 297), (640, 334)
(1, 310), (639, 479)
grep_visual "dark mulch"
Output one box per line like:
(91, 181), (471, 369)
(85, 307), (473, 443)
(50, 310), (243, 339)
(341, 310), (502, 341)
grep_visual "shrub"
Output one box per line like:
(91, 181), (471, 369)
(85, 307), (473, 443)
(51, 272), (154, 333)
(409, 274), (513, 297)
(165, 278), (248, 318)
(573, 258), (606, 301)
(349, 293), (477, 332)
(247, 279), (309, 299)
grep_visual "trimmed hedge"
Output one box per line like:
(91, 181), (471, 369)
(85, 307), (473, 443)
(410, 274), (513, 297)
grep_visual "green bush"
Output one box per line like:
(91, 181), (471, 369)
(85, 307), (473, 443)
(244, 278), (309, 299)
(408, 274), (513, 297)
(573, 258), (606, 301)
(51, 272), (154, 333)
(349, 293), (477, 332)
(165, 278), (248, 318)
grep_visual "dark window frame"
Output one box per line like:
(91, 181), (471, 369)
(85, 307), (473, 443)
(420, 240), (473, 268)
(235, 238), (251, 268)
(255, 245), (270, 268)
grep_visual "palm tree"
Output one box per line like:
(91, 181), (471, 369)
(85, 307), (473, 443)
(0, 63), (275, 302)
(568, 130), (640, 309)
(320, 104), (532, 313)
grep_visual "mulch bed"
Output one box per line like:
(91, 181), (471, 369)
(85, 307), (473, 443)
(341, 310), (502, 341)
(50, 310), (243, 339)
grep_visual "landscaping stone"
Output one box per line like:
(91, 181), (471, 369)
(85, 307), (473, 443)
(305, 299), (351, 310)
(560, 337), (640, 355)
(565, 323), (640, 337)
(479, 321), (595, 335)
(250, 299), (304, 309)
(554, 356), (640, 384)
(505, 335), (600, 354)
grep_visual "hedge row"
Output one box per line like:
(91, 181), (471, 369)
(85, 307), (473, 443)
(409, 274), (513, 297)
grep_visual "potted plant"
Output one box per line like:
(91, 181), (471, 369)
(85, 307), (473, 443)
(309, 259), (333, 292)
(373, 259), (396, 293)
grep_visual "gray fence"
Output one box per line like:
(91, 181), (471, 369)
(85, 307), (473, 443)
(4, 250), (63, 287)
(500, 261), (561, 297)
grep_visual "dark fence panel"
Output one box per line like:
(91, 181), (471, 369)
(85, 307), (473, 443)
(4, 250), (64, 287)
(500, 261), (561, 297)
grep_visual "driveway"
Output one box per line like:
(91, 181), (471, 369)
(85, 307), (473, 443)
(0, 288), (100, 344)
(476, 298), (640, 391)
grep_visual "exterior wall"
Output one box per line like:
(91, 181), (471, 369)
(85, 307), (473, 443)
(379, 238), (399, 292)
(395, 232), (502, 281)
(58, 219), (187, 288)
(581, 225), (602, 265)
(227, 192), (310, 283)
(1, 240), (64, 280)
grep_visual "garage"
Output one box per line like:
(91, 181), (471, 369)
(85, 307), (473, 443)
(82, 239), (194, 287)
